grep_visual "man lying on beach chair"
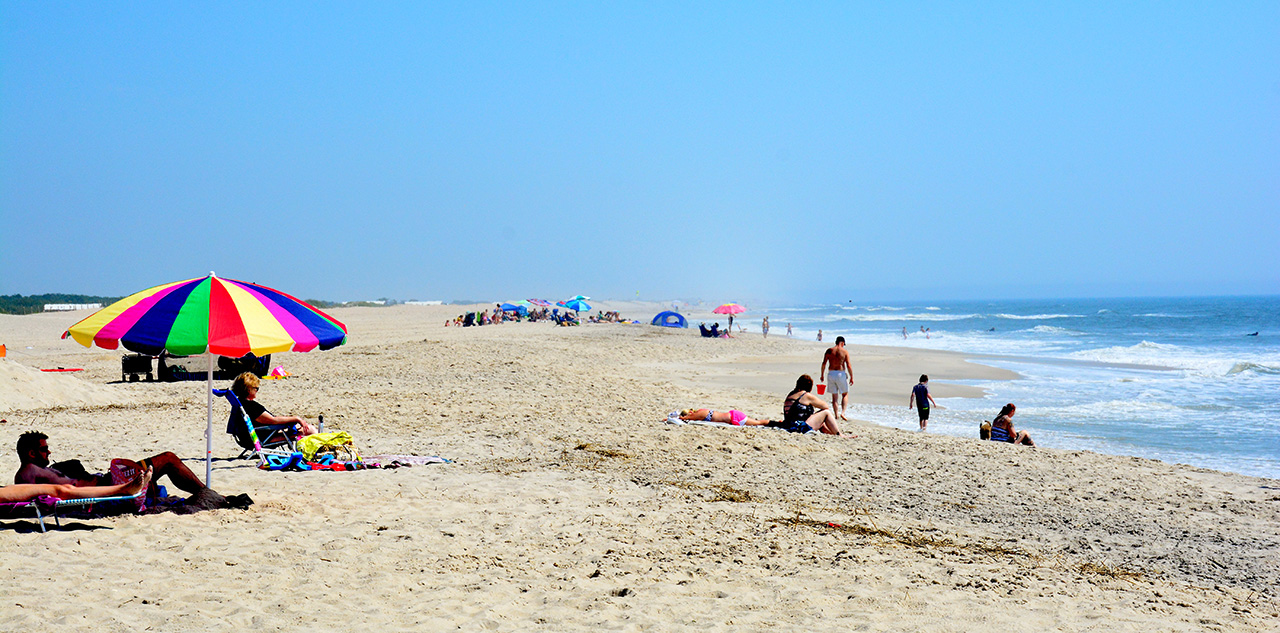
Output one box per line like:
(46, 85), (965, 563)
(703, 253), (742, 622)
(0, 468), (150, 533)
(14, 432), (225, 509)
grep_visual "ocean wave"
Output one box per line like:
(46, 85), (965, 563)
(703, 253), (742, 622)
(994, 313), (1086, 320)
(1026, 325), (1085, 335)
(843, 305), (909, 312)
(925, 306), (941, 311)
(832, 313), (981, 323)
(1226, 362), (1280, 376)
(1136, 313), (1192, 318)
(1068, 341), (1187, 366)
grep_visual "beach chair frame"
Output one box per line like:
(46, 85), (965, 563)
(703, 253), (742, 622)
(213, 388), (297, 468)
(1, 492), (145, 533)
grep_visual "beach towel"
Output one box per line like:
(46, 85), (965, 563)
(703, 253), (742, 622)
(363, 454), (452, 467)
(297, 431), (360, 463)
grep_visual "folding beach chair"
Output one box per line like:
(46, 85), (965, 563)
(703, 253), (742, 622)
(214, 388), (298, 466)
(0, 491), (145, 533)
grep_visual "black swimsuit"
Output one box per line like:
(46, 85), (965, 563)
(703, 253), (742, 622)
(771, 391), (815, 433)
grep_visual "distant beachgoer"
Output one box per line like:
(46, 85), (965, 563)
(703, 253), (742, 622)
(786, 323), (793, 337)
(990, 403), (1035, 446)
(762, 316), (770, 339)
(909, 375), (937, 431)
(820, 336), (854, 421)
(817, 329), (823, 342)
(232, 372), (319, 437)
(903, 326), (908, 339)
(768, 375), (853, 437)
(670, 408), (771, 426)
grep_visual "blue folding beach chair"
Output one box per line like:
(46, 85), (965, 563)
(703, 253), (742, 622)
(214, 388), (299, 467)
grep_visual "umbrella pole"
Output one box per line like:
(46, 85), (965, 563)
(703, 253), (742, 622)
(205, 352), (214, 486)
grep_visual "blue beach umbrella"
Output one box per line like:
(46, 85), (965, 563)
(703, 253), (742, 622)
(560, 299), (591, 312)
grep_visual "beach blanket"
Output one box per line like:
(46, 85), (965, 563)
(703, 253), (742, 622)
(363, 454), (452, 467)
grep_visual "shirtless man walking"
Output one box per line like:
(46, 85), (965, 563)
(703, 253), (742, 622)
(820, 336), (854, 421)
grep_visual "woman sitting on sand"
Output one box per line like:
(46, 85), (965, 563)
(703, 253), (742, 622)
(990, 403), (1035, 446)
(770, 375), (853, 437)
(673, 408), (771, 426)
(0, 466), (150, 503)
(231, 372), (319, 437)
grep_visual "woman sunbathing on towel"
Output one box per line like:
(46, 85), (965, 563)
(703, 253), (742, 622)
(231, 372), (319, 437)
(0, 466), (150, 503)
(675, 408), (772, 426)
(768, 374), (854, 437)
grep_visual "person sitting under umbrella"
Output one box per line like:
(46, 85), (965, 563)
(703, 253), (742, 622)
(232, 372), (319, 438)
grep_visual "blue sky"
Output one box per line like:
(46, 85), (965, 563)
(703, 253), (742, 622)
(2, 3), (1276, 304)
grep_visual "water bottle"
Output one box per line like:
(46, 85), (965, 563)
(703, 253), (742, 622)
(318, 414), (325, 433)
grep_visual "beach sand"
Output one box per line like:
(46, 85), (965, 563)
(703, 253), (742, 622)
(1, 304), (1277, 631)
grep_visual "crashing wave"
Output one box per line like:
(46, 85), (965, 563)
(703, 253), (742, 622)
(1226, 362), (1280, 376)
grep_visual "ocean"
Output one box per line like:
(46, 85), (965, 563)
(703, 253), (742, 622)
(763, 296), (1280, 479)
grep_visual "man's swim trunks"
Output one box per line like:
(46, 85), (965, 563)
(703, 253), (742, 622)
(826, 370), (850, 395)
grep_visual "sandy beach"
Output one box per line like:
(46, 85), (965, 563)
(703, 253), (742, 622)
(1, 303), (1276, 632)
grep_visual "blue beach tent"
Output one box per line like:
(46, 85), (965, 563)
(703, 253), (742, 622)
(651, 311), (688, 328)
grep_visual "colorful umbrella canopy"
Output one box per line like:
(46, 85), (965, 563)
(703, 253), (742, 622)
(569, 295), (590, 301)
(713, 303), (746, 315)
(527, 299), (552, 307)
(560, 299), (591, 312)
(64, 275), (347, 357)
(61, 273), (347, 485)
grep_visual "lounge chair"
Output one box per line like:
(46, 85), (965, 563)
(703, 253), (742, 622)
(214, 388), (298, 466)
(0, 491), (145, 533)
(699, 324), (714, 337)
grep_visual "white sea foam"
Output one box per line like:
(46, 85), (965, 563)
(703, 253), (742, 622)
(994, 313), (1086, 320)
(1026, 325), (1085, 335)
(832, 313), (981, 323)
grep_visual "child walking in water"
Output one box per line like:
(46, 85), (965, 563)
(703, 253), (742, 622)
(909, 374), (937, 431)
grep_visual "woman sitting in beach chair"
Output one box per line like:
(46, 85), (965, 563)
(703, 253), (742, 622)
(989, 403), (1035, 446)
(231, 372), (319, 441)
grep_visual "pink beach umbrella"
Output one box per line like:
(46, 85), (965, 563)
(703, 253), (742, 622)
(713, 303), (746, 316)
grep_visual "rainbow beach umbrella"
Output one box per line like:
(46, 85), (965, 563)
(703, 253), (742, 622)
(62, 272), (347, 483)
